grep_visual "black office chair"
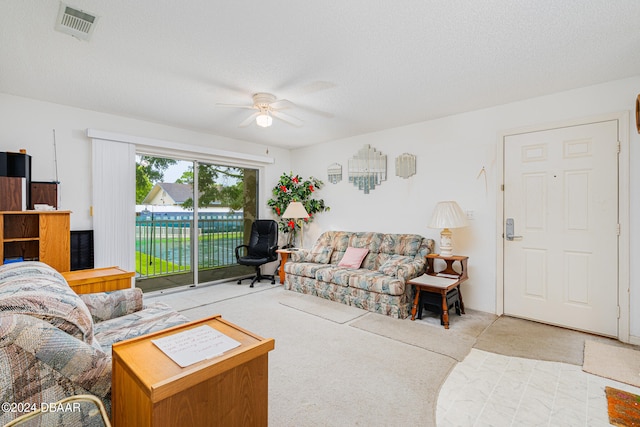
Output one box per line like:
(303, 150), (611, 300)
(235, 219), (279, 287)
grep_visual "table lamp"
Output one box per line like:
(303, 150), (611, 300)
(282, 201), (309, 248)
(428, 201), (468, 256)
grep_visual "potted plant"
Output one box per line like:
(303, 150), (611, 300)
(267, 172), (329, 247)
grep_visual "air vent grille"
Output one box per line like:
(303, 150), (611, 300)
(55, 3), (98, 40)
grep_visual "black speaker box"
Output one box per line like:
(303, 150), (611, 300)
(0, 152), (31, 178)
(70, 230), (94, 271)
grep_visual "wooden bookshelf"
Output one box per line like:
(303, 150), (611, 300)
(0, 211), (70, 271)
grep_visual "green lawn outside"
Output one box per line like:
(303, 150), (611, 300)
(135, 231), (245, 277)
(135, 251), (187, 276)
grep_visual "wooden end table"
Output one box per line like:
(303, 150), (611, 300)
(408, 254), (469, 329)
(111, 315), (275, 427)
(62, 266), (134, 294)
(276, 249), (297, 284)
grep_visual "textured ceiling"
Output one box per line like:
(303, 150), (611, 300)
(1, 1), (640, 149)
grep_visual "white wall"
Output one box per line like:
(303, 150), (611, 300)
(0, 93), (291, 231)
(291, 77), (640, 338)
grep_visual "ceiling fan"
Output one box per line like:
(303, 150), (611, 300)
(217, 92), (331, 128)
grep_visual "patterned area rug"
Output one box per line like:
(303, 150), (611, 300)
(606, 386), (640, 427)
(278, 291), (367, 324)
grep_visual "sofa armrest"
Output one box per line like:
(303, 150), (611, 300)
(290, 249), (310, 262)
(79, 288), (143, 323)
(0, 314), (112, 400)
(396, 259), (426, 281)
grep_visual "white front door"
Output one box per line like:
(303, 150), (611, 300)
(503, 120), (619, 336)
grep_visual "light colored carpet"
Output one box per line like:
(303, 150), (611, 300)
(584, 340), (640, 388)
(350, 312), (485, 362)
(413, 307), (498, 338)
(278, 291), (367, 324)
(155, 285), (455, 427)
(147, 283), (631, 425)
(473, 315), (616, 365)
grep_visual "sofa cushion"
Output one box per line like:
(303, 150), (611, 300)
(348, 270), (406, 295)
(378, 255), (414, 277)
(284, 261), (332, 279)
(338, 247), (369, 268)
(0, 262), (96, 347)
(293, 245), (334, 264)
(379, 234), (426, 256)
(315, 267), (356, 287)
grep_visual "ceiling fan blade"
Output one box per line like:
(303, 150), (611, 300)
(239, 112), (260, 127)
(271, 110), (303, 127)
(270, 99), (295, 110)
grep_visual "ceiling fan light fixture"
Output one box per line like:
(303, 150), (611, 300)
(256, 113), (273, 128)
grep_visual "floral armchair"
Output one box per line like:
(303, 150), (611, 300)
(0, 261), (188, 424)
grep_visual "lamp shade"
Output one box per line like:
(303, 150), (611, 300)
(282, 201), (309, 219)
(428, 201), (468, 229)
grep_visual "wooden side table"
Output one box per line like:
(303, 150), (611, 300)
(408, 275), (462, 328)
(62, 267), (134, 294)
(407, 254), (469, 329)
(276, 249), (296, 284)
(426, 254), (468, 281)
(426, 254), (468, 314)
(111, 315), (275, 427)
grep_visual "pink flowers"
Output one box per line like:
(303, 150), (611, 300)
(280, 185), (287, 192)
(288, 220), (295, 229)
(309, 185), (314, 192)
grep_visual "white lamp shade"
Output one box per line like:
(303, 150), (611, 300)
(282, 201), (309, 219)
(256, 113), (273, 128)
(428, 201), (469, 229)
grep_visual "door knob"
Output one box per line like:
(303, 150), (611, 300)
(506, 218), (523, 241)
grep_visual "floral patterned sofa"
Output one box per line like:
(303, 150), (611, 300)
(283, 231), (435, 318)
(0, 261), (189, 424)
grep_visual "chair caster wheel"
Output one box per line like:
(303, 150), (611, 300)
(237, 280), (241, 284)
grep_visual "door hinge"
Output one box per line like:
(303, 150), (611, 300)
(617, 306), (621, 319)
(617, 141), (621, 154)
(616, 223), (621, 236)
(501, 184), (504, 191)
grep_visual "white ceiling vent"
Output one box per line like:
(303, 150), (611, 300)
(55, 3), (98, 41)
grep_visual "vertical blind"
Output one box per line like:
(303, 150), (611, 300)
(91, 138), (136, 271)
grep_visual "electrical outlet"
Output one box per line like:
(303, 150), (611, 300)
(466, 210), (475, 220)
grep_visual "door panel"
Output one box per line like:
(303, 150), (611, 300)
(504, 120), (618, 336)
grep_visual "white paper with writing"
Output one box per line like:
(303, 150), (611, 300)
(152, 325), (241, 368)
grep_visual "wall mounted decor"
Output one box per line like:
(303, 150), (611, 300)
(636, 94), (640, 133)
(327, 163), (342, 184)
(348, 144), (387, 194)
(395, 153), (416, 179)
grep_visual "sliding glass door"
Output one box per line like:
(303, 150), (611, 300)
(135, 155), (258, 292)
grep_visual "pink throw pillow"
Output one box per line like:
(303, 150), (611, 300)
(338, 247), (369, 269)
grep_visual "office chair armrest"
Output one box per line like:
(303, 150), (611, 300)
(235, 244), (249, 261)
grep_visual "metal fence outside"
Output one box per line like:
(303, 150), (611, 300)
(135, 218), (245, 278)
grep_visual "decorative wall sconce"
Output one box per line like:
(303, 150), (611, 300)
(395, 153), (416, 179)
(327, 163), (342, 184)
(348, 144), (387, 194)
